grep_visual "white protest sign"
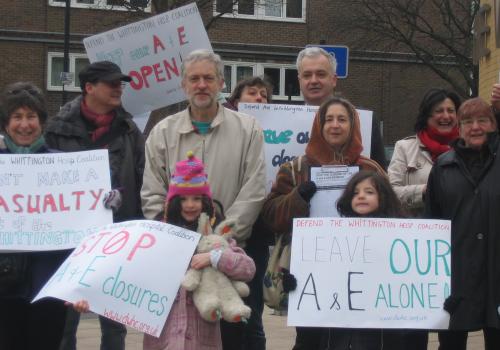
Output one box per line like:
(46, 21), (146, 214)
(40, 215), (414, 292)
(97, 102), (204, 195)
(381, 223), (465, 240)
(34, 220), (200, 337)
(83, 3), (212, 115)
(0, 150), (112, 251)
(309, 166), (359, 218)
(238, 103), (372, 191)
(288, 218), (451, 329)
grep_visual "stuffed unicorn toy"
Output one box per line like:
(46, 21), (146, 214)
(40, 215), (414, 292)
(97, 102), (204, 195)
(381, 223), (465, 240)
(181, 213), (252, 322)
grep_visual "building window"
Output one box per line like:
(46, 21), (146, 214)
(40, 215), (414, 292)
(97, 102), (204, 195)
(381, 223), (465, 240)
(217, 0), (255, 15)
(262, 65), (300, 100)
(238, 0), (255, 15)
(284, 67), (301, 96)
(263, 67), (280, 95)
(214, 0), (305, 22)
(222, 61), (302, 101)
(47, 52), (90, 92)
(223, 66), (233, 93)
(48, 0), (151, 11)
(223, 63), (256, 94)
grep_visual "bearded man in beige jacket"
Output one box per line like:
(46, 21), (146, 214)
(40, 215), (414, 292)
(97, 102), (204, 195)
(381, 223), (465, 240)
(141, 50), (266, 350)
(141, 49), (266, 244)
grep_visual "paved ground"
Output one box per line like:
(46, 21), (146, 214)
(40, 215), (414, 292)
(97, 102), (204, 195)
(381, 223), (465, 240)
(76, 307), (485, 349)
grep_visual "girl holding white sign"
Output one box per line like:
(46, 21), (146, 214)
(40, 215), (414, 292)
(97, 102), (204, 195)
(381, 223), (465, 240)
(321, 171), (410, 350)
(74, 152), (255, 350)
(144, 152), (255, 350)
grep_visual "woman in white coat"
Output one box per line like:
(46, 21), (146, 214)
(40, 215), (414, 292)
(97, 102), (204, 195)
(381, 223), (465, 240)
(388, 88), (461, 217)
(388, 89), (461, 348)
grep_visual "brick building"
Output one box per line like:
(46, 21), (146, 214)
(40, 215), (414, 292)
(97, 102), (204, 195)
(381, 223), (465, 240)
(0, 0), (148, 114)
(0, 0), (465, 145)
(477, 0), (500, 100)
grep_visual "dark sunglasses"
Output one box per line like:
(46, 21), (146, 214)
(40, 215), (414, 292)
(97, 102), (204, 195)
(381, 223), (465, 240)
(104, 80), (127, 88)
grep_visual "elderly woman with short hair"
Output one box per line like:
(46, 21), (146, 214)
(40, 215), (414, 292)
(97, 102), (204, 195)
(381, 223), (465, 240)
(0, 82), (68, 349)
(426, 97), (500, 350)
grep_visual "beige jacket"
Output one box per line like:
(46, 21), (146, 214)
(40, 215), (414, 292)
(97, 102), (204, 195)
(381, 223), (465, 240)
(141, 104), (266, 245)
(388, 135), (433, 216)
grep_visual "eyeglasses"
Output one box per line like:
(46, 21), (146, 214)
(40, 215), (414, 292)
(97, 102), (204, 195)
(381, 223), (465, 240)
(460, 117), (492, 127)
(104, 81), (127, 89)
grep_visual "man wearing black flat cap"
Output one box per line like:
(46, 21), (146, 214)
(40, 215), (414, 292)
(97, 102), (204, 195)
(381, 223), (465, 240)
(45, 61), (145, 350)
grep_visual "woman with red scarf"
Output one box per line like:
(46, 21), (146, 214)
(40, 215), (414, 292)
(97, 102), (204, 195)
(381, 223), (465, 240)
(388, 88), (461, 218)
(387, 89), (461, 349)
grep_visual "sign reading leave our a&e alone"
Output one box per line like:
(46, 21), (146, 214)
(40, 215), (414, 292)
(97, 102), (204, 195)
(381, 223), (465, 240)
(287, 218), (451, 330)
(34, 220), (200, 337)
(0, 150), (112, 252)
(83, 3), (212, 115)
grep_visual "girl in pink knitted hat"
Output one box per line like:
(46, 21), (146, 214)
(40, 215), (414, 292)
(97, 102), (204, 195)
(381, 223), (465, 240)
(161, 150), (214, 230)
(73, 152), (255, 350)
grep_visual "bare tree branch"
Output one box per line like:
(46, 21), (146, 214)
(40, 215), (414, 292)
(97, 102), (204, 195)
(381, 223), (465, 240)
(339, 0), (479, 97)
(151, 0), (251, 29)
(114, 0), (262, 29)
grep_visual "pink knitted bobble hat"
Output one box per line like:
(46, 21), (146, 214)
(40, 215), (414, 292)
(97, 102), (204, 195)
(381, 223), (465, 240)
(166, 151), (212, 202)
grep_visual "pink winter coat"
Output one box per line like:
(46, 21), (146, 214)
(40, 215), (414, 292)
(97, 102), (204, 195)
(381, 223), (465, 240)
(143, 238), (255, 350)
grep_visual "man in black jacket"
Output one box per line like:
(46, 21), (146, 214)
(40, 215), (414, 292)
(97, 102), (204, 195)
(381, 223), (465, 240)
(45, 61), (145, 350)
(296, 47), (387, 169)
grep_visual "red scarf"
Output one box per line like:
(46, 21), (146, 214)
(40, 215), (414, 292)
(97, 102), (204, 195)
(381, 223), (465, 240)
(417, 126), (459, 161)
(80, 100), (115, 143)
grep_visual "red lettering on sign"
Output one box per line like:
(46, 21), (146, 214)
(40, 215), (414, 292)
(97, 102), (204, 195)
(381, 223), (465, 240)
(43, 194), (58, 212)
(127, 233), (156, 261)
(102, 231), (130, 255)
(153, 63), (166, 82)
(28, 195), (40, 213)
(72, 191), (85, 210)
(0, 195), (10, 212)
(12, 194), (23, 213)
(89, 189), (104, 210)
(59, 193), (70, 212)
(177, 26), (188, 45)
(153, 34), (165, 54)
(128, 57), (180, 91)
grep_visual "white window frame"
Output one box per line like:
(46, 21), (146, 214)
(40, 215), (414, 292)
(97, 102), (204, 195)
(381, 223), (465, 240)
(47, 52), (90, 92)
(258, 64), (302, 101)
(222, 62), (257, 95)
(48, 0), (151, 12)
(213, 0), (306, 23)
(222, 61), (303, 102)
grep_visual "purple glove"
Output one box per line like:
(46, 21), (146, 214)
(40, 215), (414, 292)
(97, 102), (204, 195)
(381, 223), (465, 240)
(103, 189), (122, 211)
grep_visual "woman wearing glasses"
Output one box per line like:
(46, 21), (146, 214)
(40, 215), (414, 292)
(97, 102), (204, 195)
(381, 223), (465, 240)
(0, 82), (68, 349)
(387, 88), (461, 349)
(425, 97), (500, 349)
